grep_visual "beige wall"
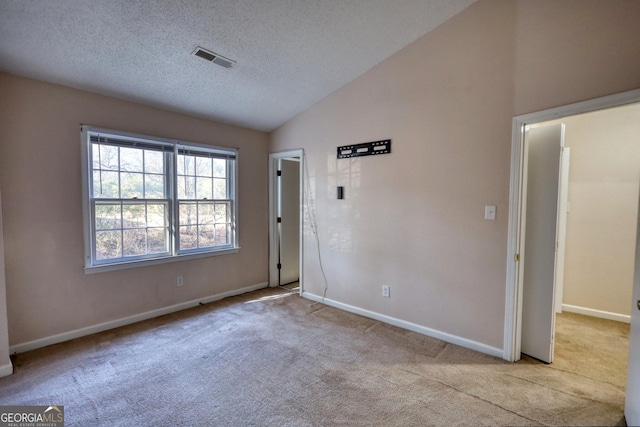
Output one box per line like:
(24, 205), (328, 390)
(559, 105), (640, 316)
(0, 73), (269, 346)
(270, 0), (640, 349)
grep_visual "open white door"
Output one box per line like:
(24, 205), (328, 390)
(277, 158), (300, 285)
(520, 124), (564, 363)
(554, 147), (570, 313)
(625, 190), (640, 424)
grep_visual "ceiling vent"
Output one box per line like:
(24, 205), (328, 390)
(192, 46), (236, 69)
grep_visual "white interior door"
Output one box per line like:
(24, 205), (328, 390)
(521, 124), (564, 363)
(625, 189), (640, 424)
(554, 147), (570, 313)
(278, 158), (300, 285)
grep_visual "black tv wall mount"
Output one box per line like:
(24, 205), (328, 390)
(337, 139), (391, 159)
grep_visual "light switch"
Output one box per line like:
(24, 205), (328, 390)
(485, 205), (496, 220)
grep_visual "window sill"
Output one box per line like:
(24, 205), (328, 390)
(84, 247), (240, 274)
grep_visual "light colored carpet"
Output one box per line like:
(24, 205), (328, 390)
(552, 311), (629, 388)
(0, 288), (628, 426)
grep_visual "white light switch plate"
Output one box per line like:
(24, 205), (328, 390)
(485, 205), (496, 220)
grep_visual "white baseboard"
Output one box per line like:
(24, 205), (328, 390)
(562, 303), (630, 324)
(0, 361), (13, 378)
(302, 292), (503, 359)
(10, 282), (269, 355)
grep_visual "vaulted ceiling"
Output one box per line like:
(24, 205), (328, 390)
(0, 0), (475, 132)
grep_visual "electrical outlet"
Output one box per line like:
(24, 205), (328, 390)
(382, 285), (390, 298)
(177, 276), (183, 287)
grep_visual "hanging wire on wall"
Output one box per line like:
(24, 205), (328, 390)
(302, 150), (329, 301)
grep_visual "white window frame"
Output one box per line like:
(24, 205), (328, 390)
(81, 125), (239, 273)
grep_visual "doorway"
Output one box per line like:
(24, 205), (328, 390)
(504, 89), (640, 422)
(520, 112), (635, 380)
(269, 150), (304, 292)
(504, 89), (640, 363)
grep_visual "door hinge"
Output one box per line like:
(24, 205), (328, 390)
(514, 253), (520, 262)
(277, 170), (282, 176)
(277, 217), (282, 223)
(277, 263), (282, 270)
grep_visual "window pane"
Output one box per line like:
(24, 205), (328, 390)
(93, 144), (119, 171)
(123, 229), (146, 256)
(147, 228), (167, 254)
(121, 173), (143, 199)
(214, 203), (228, 223)
(177, 155), (195, 176)
(92, 145), (101, 170)
(145, 151), (164, 174)
(213, 159), (226, 178)
(178, 176), (196, 199)
(215, 224), (229, 245)
(179, 203), (198, 225)
(199, 202), (215, 225)
(96, 230), (121, 260)
(213, 178), (227, 199)
(196, 177), (213, 200)
(179, 226), (197, 250)
(147, 204), (166, 227)
(93, 170), (119, 198)
(95, 203), (122, 229)
(144, 174), (165, 199)
(196, 157), (212, 177)
(123, 203), (146, 228)
(120, 147), (143, 172)
(199, 225), (215, 247)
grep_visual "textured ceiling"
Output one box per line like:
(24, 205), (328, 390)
(0, 0), (475, 132)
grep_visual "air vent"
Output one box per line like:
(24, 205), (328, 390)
(192, 46), (236, 69)
(194, 49), (215, 62)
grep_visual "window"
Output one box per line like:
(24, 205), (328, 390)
(81, 126), (238, 271)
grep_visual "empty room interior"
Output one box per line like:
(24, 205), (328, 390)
(1, 0), (640, 425)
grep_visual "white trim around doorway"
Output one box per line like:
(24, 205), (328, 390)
(268, 149), (304, 293)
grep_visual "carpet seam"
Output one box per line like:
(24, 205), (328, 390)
(543, 364), (624, 390)
(306, 306), (326, 315)
(433, 343), (468, 361)
(504, 372), (624, 412)
(399, 369), (548, 426)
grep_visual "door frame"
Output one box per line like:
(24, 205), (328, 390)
(503, 88), (640, 362)
(268, 149), (304, 291)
